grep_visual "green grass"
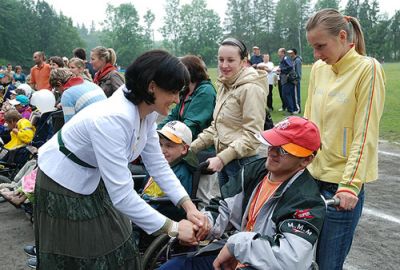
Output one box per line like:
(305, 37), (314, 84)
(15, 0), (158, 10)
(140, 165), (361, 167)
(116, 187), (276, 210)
(208, 63), (400, 142)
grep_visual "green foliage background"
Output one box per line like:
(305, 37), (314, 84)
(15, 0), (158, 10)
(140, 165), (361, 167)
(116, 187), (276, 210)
(1, 0), (399, 140)
(2, 0), (400, 69)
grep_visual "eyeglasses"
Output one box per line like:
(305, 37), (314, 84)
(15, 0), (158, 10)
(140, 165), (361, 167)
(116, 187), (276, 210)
(268, 146), (290, 156)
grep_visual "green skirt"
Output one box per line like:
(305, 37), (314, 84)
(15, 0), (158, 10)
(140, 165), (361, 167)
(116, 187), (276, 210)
(34, 168), (141, 270)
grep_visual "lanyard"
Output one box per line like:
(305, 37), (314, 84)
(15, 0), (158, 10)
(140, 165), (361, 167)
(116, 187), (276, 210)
(246, 174), (282, 231)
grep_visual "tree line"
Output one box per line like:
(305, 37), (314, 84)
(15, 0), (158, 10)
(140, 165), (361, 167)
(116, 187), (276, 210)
(1, 0), (399, 69)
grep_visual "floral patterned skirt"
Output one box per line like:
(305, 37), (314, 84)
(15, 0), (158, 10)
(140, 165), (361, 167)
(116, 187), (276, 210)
(34, 168), (141, 270)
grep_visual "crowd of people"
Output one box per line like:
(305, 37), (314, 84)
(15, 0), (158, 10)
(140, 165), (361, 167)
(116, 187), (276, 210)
(0, 8), (386, 270)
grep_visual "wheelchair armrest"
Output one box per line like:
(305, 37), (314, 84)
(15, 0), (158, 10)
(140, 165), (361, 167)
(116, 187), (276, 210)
(0, 160), (18, 168)
(147, 196), (172, 204)
(147, 197), (203, 207)
(191, 198), (203, 206)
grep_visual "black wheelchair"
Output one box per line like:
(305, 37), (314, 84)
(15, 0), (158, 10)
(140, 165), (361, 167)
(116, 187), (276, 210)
(137, 160), (213, 270)
(140, 195), (340, 270)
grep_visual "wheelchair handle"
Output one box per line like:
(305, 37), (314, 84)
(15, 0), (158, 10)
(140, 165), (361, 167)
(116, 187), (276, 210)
(199, 160), (214, 175)
(199, 160), (210, 169)
(325, 197), (340, 206)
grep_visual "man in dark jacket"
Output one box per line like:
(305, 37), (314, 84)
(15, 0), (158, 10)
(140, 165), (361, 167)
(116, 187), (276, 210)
(277, 48), (296, 114)
(250, 46), (263, 68)
(288, 48), (303, 113)
(160, 116), (326, 270)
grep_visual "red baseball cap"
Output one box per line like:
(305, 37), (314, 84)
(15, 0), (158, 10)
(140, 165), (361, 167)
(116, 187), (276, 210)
(255, 116), (321, 157)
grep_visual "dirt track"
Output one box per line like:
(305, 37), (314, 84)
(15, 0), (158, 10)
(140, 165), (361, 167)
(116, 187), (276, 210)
(1, 141), (399, 270)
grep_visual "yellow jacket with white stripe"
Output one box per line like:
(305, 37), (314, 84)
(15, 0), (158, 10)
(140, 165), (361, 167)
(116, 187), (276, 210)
(304, 47), (385, 196)
(5, 118), (36, 150)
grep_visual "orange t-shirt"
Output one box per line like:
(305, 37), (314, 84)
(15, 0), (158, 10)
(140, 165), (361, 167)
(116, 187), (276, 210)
(237, 175), (282, 269)
(30, 63), (51, 90)
(245, 175), (283, 232)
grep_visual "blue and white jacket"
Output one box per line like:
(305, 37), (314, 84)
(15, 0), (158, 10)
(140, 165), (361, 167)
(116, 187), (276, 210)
(61, 80), (107, 122)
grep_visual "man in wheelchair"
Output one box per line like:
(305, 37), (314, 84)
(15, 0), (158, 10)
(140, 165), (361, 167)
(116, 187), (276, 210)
(160, 116), (326, 270)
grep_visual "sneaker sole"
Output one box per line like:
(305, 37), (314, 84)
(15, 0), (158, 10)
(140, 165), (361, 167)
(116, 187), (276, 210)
(24, 250), (36, 257)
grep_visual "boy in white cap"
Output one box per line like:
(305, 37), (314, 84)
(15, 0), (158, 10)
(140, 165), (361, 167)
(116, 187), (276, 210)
(142, 121), (198, 219)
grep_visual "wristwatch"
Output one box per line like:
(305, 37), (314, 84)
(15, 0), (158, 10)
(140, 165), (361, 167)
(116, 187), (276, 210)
(167, 221), (179, 238)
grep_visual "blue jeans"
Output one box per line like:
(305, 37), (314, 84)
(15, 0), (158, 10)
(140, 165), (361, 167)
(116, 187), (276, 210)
(316, 182), (365, 270)
(282, 82), (295, 113)
(158, 254), (216, 270)
(218, 155), (258, 188)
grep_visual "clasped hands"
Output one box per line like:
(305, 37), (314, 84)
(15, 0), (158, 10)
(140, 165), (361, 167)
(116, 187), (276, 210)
(177, 200), (211, 245)
(178, 202), (238, 269)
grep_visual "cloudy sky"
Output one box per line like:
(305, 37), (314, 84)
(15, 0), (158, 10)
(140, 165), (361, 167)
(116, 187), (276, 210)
(45, 0), (398, 40)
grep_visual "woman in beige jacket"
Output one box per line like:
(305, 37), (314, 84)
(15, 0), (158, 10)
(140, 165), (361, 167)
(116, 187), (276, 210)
(190, 38), (267, 187)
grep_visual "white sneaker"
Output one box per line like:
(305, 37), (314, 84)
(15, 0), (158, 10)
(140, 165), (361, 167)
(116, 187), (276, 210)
(278, 108), (284, 112)
(292, 110), (300, 114)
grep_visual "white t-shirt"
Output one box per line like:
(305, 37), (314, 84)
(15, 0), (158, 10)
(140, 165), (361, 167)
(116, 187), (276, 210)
(257, 61), (275, 85)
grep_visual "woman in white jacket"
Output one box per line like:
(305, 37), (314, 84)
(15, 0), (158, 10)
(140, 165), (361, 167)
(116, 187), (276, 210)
(34, 50), (207, 270)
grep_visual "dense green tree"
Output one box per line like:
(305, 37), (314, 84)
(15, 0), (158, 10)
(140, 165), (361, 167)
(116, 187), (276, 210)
(345, 0), (360, 17)
(315, 0), (340, 10)
(223, 0), (245, 39)
(161, 0), (182, 55)
(388, 11), (400, 60)
(178, 0), (222, 65)
(101, 3), (144, 67)
(274, 0), (295, 49)
(256, 0), (276, 55)
(2, 0), (400, 68)
(0, 0), (84, 68)
(78, 21), (101, 54)
(143, 10), (156, 50)
(297, 0), (312, 60)
(224, 0), (277, 55)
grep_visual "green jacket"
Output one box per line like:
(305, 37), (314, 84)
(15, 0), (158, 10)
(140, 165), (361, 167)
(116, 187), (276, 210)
(158, 80), (216, 140)
(169, 150), (198, 196)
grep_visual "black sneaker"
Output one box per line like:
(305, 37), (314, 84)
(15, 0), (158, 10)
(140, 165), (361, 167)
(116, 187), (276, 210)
(27, 257), (37, 269)
(24, 245), (36, 257)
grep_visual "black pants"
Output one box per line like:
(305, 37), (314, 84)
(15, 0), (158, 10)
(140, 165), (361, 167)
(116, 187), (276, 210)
(267, 84), (273, 110)
(278, 80), (286, 110)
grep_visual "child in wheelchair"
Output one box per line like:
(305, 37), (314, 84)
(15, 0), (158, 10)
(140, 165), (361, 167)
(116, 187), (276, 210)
(0, 109), (35, 164)
(136, 121), (198, 249)
(159, 117), (327, 270)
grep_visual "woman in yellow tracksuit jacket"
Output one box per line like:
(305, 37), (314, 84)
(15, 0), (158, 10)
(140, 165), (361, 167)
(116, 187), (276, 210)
(304, 9), (385, 270)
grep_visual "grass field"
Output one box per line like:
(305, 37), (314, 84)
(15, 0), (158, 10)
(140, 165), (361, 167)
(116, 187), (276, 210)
(208, 62), (400, 142)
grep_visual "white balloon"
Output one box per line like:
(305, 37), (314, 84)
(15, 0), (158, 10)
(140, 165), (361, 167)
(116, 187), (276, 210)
(30, 90), (56, 113)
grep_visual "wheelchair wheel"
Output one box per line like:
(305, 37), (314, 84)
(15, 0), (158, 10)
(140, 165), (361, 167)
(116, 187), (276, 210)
(0, 175), (11, 184)
(142, 234), (170, 270)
